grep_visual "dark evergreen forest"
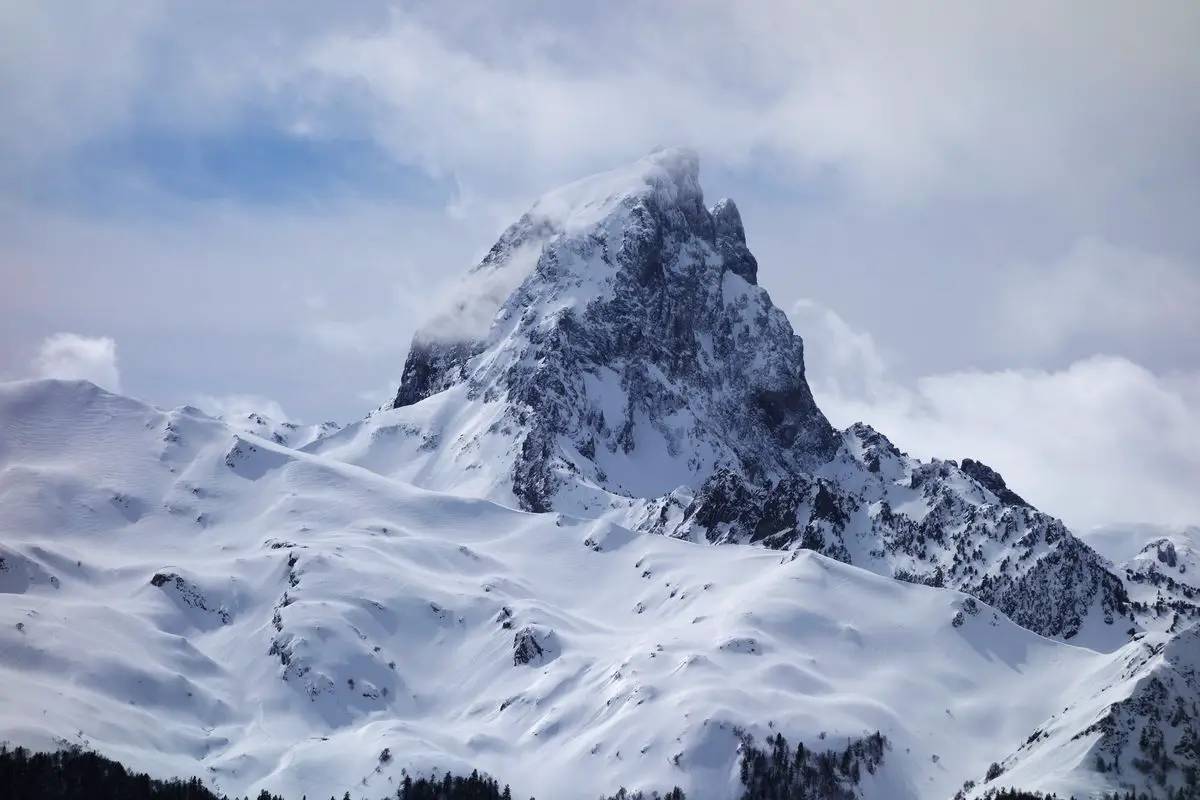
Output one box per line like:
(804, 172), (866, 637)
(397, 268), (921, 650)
(2, 740), (1194, 800)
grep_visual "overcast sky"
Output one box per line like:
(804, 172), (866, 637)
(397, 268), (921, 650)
(2, 1), (1198, 531)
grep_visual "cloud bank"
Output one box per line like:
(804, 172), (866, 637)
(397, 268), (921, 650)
(792, 301), (1200, 531)
(33, 333), (122, 392)
(5, 1), (1199, 212)
(3, 2), (1197, 535)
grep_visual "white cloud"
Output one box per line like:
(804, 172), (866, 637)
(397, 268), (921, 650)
(0, 195), (485, 421)
(417, 242), (546, 344)
(302, 231), (542, 357)
(4, 1), (1198, 210)
(289, 1), (1200, 207)
(790, 300), (888, 399)
(0, 1), (161, 169)
(33, 333), (122, 392)
(792, 301), (1200, 530)
(356, 379), (399, 411)
(306, 277), (441, 359)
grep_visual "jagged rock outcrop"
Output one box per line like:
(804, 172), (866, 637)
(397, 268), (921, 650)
(960, 458), (1031, 508)
(512, 624), (559, 667)
(641, 423), (1135, 642)
(710, 197), (757, 285)
(1120, 534), (1200, 635)
(150, 571), (231, 625)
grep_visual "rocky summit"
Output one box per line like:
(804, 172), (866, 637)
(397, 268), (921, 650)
(387, 147), (838, 512)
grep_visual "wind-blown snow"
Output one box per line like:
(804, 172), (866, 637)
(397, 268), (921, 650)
(529, 147), (704, 236)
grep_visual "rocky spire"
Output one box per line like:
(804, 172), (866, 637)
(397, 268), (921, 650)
(389, 147), (838, 509)
(711, 198), (757, 284)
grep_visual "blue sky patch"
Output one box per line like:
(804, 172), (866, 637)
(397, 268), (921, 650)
(23, 127), (450, 215)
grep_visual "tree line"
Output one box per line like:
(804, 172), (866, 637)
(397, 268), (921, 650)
(5, 739), (1194, 800)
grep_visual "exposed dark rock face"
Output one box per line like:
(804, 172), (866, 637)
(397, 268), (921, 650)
(512, 628), (545, 666)
(711, 198), (757, 285)
(512, 625), (558, 667)
(393, 341), (482, 410)
(1156, 540), (1180, 569)
(150, 571), (231, 624)
(961, 458), (1031, 508)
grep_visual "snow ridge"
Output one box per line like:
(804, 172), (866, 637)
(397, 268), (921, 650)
(645, 423), (1137, 647)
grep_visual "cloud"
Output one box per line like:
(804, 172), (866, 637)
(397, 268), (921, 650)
(305, 275), (449, 359)
(416, 242), (547, 344)
(791, 299), (888, 399)
(0, 1), (162, 169)
(33, 333), (121, 392)
(356, 379), (399, 411)
(291, 1), (1200, 209)
(792, 301), (1200, 530)
(194, 393), (291, 423)
(4, 1), (1198, 211)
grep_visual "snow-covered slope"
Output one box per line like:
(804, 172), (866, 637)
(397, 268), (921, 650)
(1079, 524), (1200, 636)
(638, 424), (1139, 651)
(0, 378), (1187, 800)
(984, 624), (1200, 799)
(1115, 528), (1200, 636)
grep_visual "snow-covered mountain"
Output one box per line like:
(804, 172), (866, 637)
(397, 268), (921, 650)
(991, 621), (1200, 798)
(0, 378), (1194, 800)
(310, 147), (837, 512)
(1086, 525), (1200, 637)
(2, 149), (1198, 800)
(308, 148), (1178, 649)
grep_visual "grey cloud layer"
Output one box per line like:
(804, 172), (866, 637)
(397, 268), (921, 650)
(6, 1), (1199, 207)
(3, 1), (1198, 530)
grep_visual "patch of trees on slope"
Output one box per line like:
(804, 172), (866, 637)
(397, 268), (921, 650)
(4, 733), (1191, 800)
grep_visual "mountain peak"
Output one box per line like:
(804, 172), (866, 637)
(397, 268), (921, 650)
(522, 145), (710, 245)
(382, 148), (836, 509)
(711, 197), (757, 284)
